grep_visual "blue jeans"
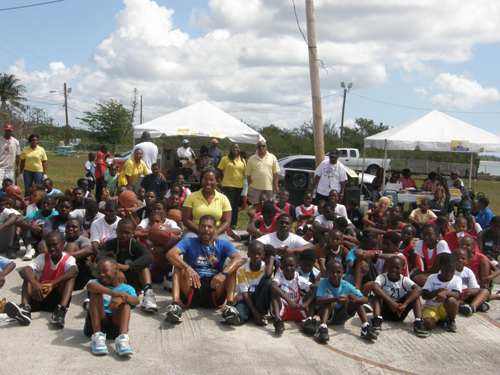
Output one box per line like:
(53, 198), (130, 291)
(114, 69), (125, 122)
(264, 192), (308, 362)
(23, 170), (44, 196)
(235, 277), (272, 323)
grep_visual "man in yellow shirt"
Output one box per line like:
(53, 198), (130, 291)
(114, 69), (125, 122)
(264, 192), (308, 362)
(245, 141), (280, 206)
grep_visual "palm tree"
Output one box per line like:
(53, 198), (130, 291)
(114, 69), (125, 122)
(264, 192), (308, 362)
(0, 73), (27, 124)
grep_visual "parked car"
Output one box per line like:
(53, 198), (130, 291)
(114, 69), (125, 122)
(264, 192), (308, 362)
(336, 148), (390, 175)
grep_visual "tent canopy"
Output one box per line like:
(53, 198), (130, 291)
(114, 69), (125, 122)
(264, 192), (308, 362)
(364, 110), (500, 153)
(133, 100), (264, 144)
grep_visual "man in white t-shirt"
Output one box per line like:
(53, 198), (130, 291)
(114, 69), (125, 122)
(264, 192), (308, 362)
(0, 124), (21, 185)
(90, 201), (121, 255)
(313, 149), (348, 203)
(257, 214), (314, 256)
(177, 139), (196, 165)
(132, 131), (158, 172)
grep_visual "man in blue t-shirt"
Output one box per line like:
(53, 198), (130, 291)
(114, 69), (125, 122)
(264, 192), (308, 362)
(165, 214), (244, 325)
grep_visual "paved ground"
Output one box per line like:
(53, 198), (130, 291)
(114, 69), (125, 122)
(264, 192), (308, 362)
(2, 237), (500, 375)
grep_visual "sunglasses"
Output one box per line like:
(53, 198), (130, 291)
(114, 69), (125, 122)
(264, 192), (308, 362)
(257, 145), (266, 148)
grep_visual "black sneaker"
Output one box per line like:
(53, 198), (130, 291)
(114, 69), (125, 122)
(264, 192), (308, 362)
(220, 304), (241, 325)
(5, 247), (16, 260)
(274, 319), (285, 334)
(51, 305), (67, 328)
(317, 326), (329, 343)
(459, 304), (473, 317)
(301, 317), (318, 335)
(5, 302), (31, 326)
(360, 324), (378, 341)
(362, 303), (373, 314)
(443, 319), (457, 333)
(371, 317), (383, 332)
(413, 320), (430, 338)
(477, 302), (490, 312)
(165, 303), (183, 324)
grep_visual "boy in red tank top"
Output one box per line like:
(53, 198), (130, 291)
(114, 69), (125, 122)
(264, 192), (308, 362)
(5, 231), (77, 328)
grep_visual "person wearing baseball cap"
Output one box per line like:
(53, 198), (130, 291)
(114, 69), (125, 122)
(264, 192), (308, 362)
(313, 149), (348, 203)
(177, 139), (196, 165)
(0, 124), (21, 185)
(209, 138), (222, 167)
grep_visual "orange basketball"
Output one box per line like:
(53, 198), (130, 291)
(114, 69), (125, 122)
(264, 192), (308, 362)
(148, 223), (172, 246)
(118, 190), (136, 208)
(5, 184), (22, 197)
(361, 281), (373, 297)
(166, 209), (182, 224)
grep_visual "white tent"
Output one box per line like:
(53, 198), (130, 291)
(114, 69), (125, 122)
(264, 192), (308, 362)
(133, 100), (264, 144)
(362, 110), (500, 187)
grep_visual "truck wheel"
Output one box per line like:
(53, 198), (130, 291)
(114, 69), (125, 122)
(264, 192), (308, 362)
(367, 165), (380, 175)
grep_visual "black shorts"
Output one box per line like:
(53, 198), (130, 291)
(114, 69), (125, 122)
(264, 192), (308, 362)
(123, 268), (143, 295)
(179, 277), (226, 309)
(84, 312), (120, 340)
(380, 295), (412, 321)
(31, 289), (71, 312)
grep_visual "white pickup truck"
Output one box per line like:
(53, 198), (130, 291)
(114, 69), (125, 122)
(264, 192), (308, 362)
(335, 148), (391, 175)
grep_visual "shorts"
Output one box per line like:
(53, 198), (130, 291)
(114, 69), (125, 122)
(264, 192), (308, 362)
(179, 277), (226, 309)
(30, 289), (71, 313)
(464, 287), (491, 304)
(247, 187), (272, 206)
(423, 304), (448, 322)
(149, 262), (165, 283)
(380, 295), (412, 321)
(123, 269), (144, 295)
(271, 298), (308, 322)
(328, 304), (355, 325)
(84, 312), (120, 340)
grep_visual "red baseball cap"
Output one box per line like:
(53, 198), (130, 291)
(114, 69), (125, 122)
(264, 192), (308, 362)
(4, 124), (13, 131)
(211, 138), (218, 144)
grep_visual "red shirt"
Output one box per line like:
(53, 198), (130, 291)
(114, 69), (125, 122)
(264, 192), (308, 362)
(255, 213), (279, 234)
(466, 250), (490, 282)
(443, 232), (472, 252)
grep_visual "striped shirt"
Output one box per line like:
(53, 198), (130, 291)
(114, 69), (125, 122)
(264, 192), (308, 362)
(245, 152), (280, 190)
(235, 260), (266, 301)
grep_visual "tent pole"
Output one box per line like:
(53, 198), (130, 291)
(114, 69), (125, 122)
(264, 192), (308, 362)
(469, 153), (473, 189)
(383, 139), (387, 186)
(361, 143), (366, 197)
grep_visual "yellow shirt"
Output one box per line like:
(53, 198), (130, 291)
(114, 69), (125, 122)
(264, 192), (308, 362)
(218, 155), (246, 188)
(244, 152), (280, 190)
(183, 190), (232, 226)
(118, 158), (150, 186)
(20, 146), (47, 172)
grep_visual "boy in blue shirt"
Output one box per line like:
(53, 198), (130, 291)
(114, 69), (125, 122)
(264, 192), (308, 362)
(316, 259), (378, 343)
(477, 197), (494, 229)
(84, 256), (139, 356)
(141, 163), (167, 200)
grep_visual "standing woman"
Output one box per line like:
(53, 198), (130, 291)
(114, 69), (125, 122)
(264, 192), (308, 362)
(218, 143), (246, 228)
(118, 148), (150, 187)
(19, 134), (47, 196)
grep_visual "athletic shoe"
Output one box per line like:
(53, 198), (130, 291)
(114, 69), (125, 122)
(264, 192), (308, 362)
(141, 289), (158, 312)
(317, 326), (329, 343)
(371, 317), (383, 332)
(82, 298), (90, 311)
(51, 305), (67, 328)
(360, 324), (378, 341)
(165, 303), (183, 323)
(477, 302), (490, 312)
(226, 227), (242, 242)
(163, 274), (172, 292)
(274, 319), (285, 334)
(5, 302), (31, 326)
(23, 245), (35, 261)
(220, 304), (240, 325)
(91, 332), (108, 355)
(362, 303), (373, 314)
(459, 304), (473, 317)
(443, 319), (457, 333)
(261, 317), (268, 325)
(115, 334), (133, 356)
(5, 247), (16, 260)
(413, 320), (430, 338)
(301, 317), (318, 335)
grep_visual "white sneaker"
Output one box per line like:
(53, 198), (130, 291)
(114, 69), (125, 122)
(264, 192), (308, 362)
(23, 246), (35, 261)
(115, 334), (133, 356)
(91, 332), (108, 355)
(82, 298), (90, 311)
(141, 289), (158, 312)
(163, 274), (172, 292)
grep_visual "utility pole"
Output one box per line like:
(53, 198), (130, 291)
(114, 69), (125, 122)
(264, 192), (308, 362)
(63, 83), (70, 144)
(340, 82), (352, 147)
(140, 95), (143, 124)
(305, 0), (324, 167)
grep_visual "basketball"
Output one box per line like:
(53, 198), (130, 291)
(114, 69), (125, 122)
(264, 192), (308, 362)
(119, 189), (136, 208)
(148, 223), (172, 246)
(361, 281), (373, 297)
(5, 184), (22, 197)
(166, 209), (182, 224)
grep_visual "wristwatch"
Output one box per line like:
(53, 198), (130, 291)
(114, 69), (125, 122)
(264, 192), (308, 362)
(221, 270), (228, 276)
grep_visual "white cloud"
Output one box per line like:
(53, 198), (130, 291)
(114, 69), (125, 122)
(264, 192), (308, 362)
(414, 86), (428, 97)
(430, 73), (500, 110)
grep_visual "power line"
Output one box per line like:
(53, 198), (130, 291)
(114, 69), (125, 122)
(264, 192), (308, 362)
(0, 0), (65, 12)
(0, 36), (53, 64)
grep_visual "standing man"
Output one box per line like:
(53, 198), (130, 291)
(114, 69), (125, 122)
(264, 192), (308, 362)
(0, 124), (21, 185)
(132, 131), (158, 172)
(208, 139), (222, 167)
(313, 149), (348, 203)
(245, 140), (280, 206)
(177, 139), (196, 166)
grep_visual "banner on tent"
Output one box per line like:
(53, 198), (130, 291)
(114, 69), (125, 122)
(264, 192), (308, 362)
(451, 140), (470, 152)
(177, 129), (190, 135)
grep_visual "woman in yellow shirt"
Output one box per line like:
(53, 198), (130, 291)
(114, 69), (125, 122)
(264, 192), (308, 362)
(19, 134), (48, 197)
(217, 143), (245, 228)
(118, 148), (150, 187)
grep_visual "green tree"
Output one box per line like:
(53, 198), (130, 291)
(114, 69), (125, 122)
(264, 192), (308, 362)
(343, 118), (388, 153)
(0, 73), (27, 125)
(78, 99), (133, 144)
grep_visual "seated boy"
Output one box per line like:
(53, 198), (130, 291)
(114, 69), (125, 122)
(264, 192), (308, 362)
(248, 192), (270, 219)
(477, 216), (500, 265)
(64, 219), (94, 291)
(5, 231), (77, 328)
(443, 217), (471, 251)
(346, 198), (364, 232)
(270, 253), (316, 335)
(0, 195), (21, 259)
(136, 200), (181, 236)
(399, 225), (421, 271)
(422, 253), (462, 333)
(90, 200), (121, 256)
(0, 254), (16, 288)
(96, 218), (157, 313)
(476, 197), (493, 229)
(371, 256), (429, 338)
(408, 199), (436, 238)
(319, 229), (349, 276)
(247, 202), (279, 239)
(312, 202), (337, 248)
(70, 200), (105, 237)
(234, 241), (275, 325)
(84, 256), (139, 356)
(297, 248), (321, 284)
(362, 201), (381, 229)
(315, 259), (378, 343)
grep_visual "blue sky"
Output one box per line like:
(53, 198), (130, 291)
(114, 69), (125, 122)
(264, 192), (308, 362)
(1, 0), (499, 147)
